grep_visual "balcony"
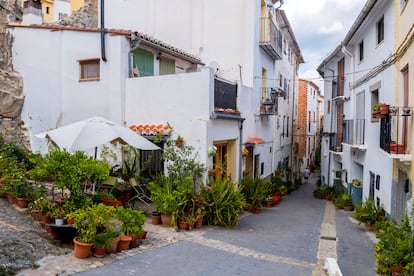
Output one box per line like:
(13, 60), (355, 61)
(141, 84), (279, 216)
(379, 107), (412, 158)
(259, 87), (282, 115)
(214, 78), (237, 110)
(343, 119), (366, 149)
(259, 18), (282, 60)
(329, 133), (343, 153)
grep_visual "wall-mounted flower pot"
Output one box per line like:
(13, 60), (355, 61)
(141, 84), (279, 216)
(380, 104), (390, 115)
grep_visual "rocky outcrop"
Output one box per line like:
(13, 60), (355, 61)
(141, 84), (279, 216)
(0, 0), (29, 148)
(57, 0), (98, 27)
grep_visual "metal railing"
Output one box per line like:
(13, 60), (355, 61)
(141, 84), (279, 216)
(259, 18), (282, 60)
(343, 119), (365, 145)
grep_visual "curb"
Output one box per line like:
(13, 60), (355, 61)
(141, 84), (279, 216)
(325, 257), (343, 276)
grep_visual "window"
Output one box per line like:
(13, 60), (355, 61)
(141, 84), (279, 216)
(132, 48), (154, 77)
(376, 16), (384, 45)
(287, 116), (289, 137)
(79, 58), (100, 81)
(46, 6), (49, 14)
(159, 57), (175, 75)
(358, 40), (364, 62)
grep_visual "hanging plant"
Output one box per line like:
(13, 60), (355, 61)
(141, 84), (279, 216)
(242, 148), (249, 157)
(207, 146), (217, 157)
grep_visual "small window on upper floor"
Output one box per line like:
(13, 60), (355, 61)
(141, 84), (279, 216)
(358, 40), (364, 62)
(79, 58), (100, 81)
(376, 16), (384, 45)
(46, 6), (50, 14)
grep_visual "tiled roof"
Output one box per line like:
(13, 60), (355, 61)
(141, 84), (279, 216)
(6, 23), (203, 64)
(129, 124), (172, 136)
(246, 137), (265, 144)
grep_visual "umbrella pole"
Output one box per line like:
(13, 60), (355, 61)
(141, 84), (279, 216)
(94, 147), (98, 159)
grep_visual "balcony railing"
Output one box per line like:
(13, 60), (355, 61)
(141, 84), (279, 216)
(259, 87), (282, 115)
(379, 109), (411, 155)
(343, 119), (365, 146)
(259, 18), (282, 60)
(329, 133), (343, 152)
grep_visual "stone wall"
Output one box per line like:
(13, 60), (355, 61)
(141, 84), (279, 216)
(0, 0), (29, 148)
(57, 0), (97, 27)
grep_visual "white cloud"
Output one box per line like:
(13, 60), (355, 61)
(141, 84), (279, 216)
(282, 0), (365, 76)
(318, 21), (344, 34)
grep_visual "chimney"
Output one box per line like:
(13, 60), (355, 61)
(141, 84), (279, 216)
(22, 0), (42, 25)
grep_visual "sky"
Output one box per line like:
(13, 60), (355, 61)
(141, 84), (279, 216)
(282, 0), (366, 91)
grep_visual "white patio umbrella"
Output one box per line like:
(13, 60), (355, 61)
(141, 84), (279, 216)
(35, 116), (160, 152)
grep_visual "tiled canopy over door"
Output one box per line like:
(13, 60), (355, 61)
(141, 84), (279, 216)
(133, 48), (154, 77)
(159, 58), (175, 75)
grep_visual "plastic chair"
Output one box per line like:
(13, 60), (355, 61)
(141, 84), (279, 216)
(96, 176), (118, 194)
(127, 178), (151, 207)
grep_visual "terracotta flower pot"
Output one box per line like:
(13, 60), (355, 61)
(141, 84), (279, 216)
(117, 235), (132, 251)
(195, 216), (203, 228)
(92, 246), (106, 258)
(178, 221), (189, 230)
(106, 236), (120, 254)
(128, 233), (142, 249)
(16, 198), (28, 208)
(161, 213), (172, 227)
(151, 212), (161, 225)
(73, 237), (93, 259)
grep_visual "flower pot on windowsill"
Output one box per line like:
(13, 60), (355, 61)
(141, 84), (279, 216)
(380, 104), (390, 115)
(390, 143), (405, 154)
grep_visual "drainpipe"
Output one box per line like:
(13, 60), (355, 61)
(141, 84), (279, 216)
(100, 0), (107, 62)
(290, 65), (297, 183)
(327, 68), (335, 186)
(238, 118), (245, 186)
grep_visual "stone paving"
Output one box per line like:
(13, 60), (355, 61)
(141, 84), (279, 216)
(1, 172), (360, 276)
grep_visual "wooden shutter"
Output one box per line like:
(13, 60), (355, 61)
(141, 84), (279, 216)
(159, 58), (175, 75)
(133, 48), (154, 77)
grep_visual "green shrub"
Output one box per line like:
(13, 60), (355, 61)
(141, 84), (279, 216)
(201, 178), (246, 227)
(240, 176), (271, 207)
(374, 217), (413, 275)
(352, 198), (384, 226)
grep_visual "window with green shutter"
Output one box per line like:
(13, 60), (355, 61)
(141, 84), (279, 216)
(132, 48), (154, 77)
(159, 58), (175, 75)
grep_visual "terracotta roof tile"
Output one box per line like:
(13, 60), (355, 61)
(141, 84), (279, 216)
(129, 124), (172, 136)
(6, 23), (203, 64)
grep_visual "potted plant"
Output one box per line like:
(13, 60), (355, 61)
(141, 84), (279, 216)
(115, 206), (146, 248)
(342, 193), (353, 211)
(92, 231), (112, 258)
(71, 203), (116, 258)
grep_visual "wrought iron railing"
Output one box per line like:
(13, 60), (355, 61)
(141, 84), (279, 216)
(259, 18), (282, 60)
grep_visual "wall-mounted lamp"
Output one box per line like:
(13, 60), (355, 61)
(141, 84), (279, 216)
(156, 52), (162, 60)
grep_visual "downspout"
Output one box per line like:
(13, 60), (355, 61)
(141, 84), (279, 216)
(327, 68), (335, 186)
(100, 0), (107, 62)
(290, 63), (297, 183)
(238, 118), (245, 186)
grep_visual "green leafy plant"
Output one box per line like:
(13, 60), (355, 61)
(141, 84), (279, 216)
(374, 217), (413, 275)
(115, 206), (146, 235)
(71, 203), (116, 243)
(240, 176), (271, 208)
(200, 177), (246, 227)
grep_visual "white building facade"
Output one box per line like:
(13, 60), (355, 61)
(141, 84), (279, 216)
(9, 0), (303, 184)
(318, 0), (411, 220)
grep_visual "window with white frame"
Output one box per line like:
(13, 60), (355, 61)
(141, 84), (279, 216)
(78, 58), (100, 81)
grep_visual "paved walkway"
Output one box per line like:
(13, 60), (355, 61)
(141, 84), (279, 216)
(16, 171), (377, 275)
